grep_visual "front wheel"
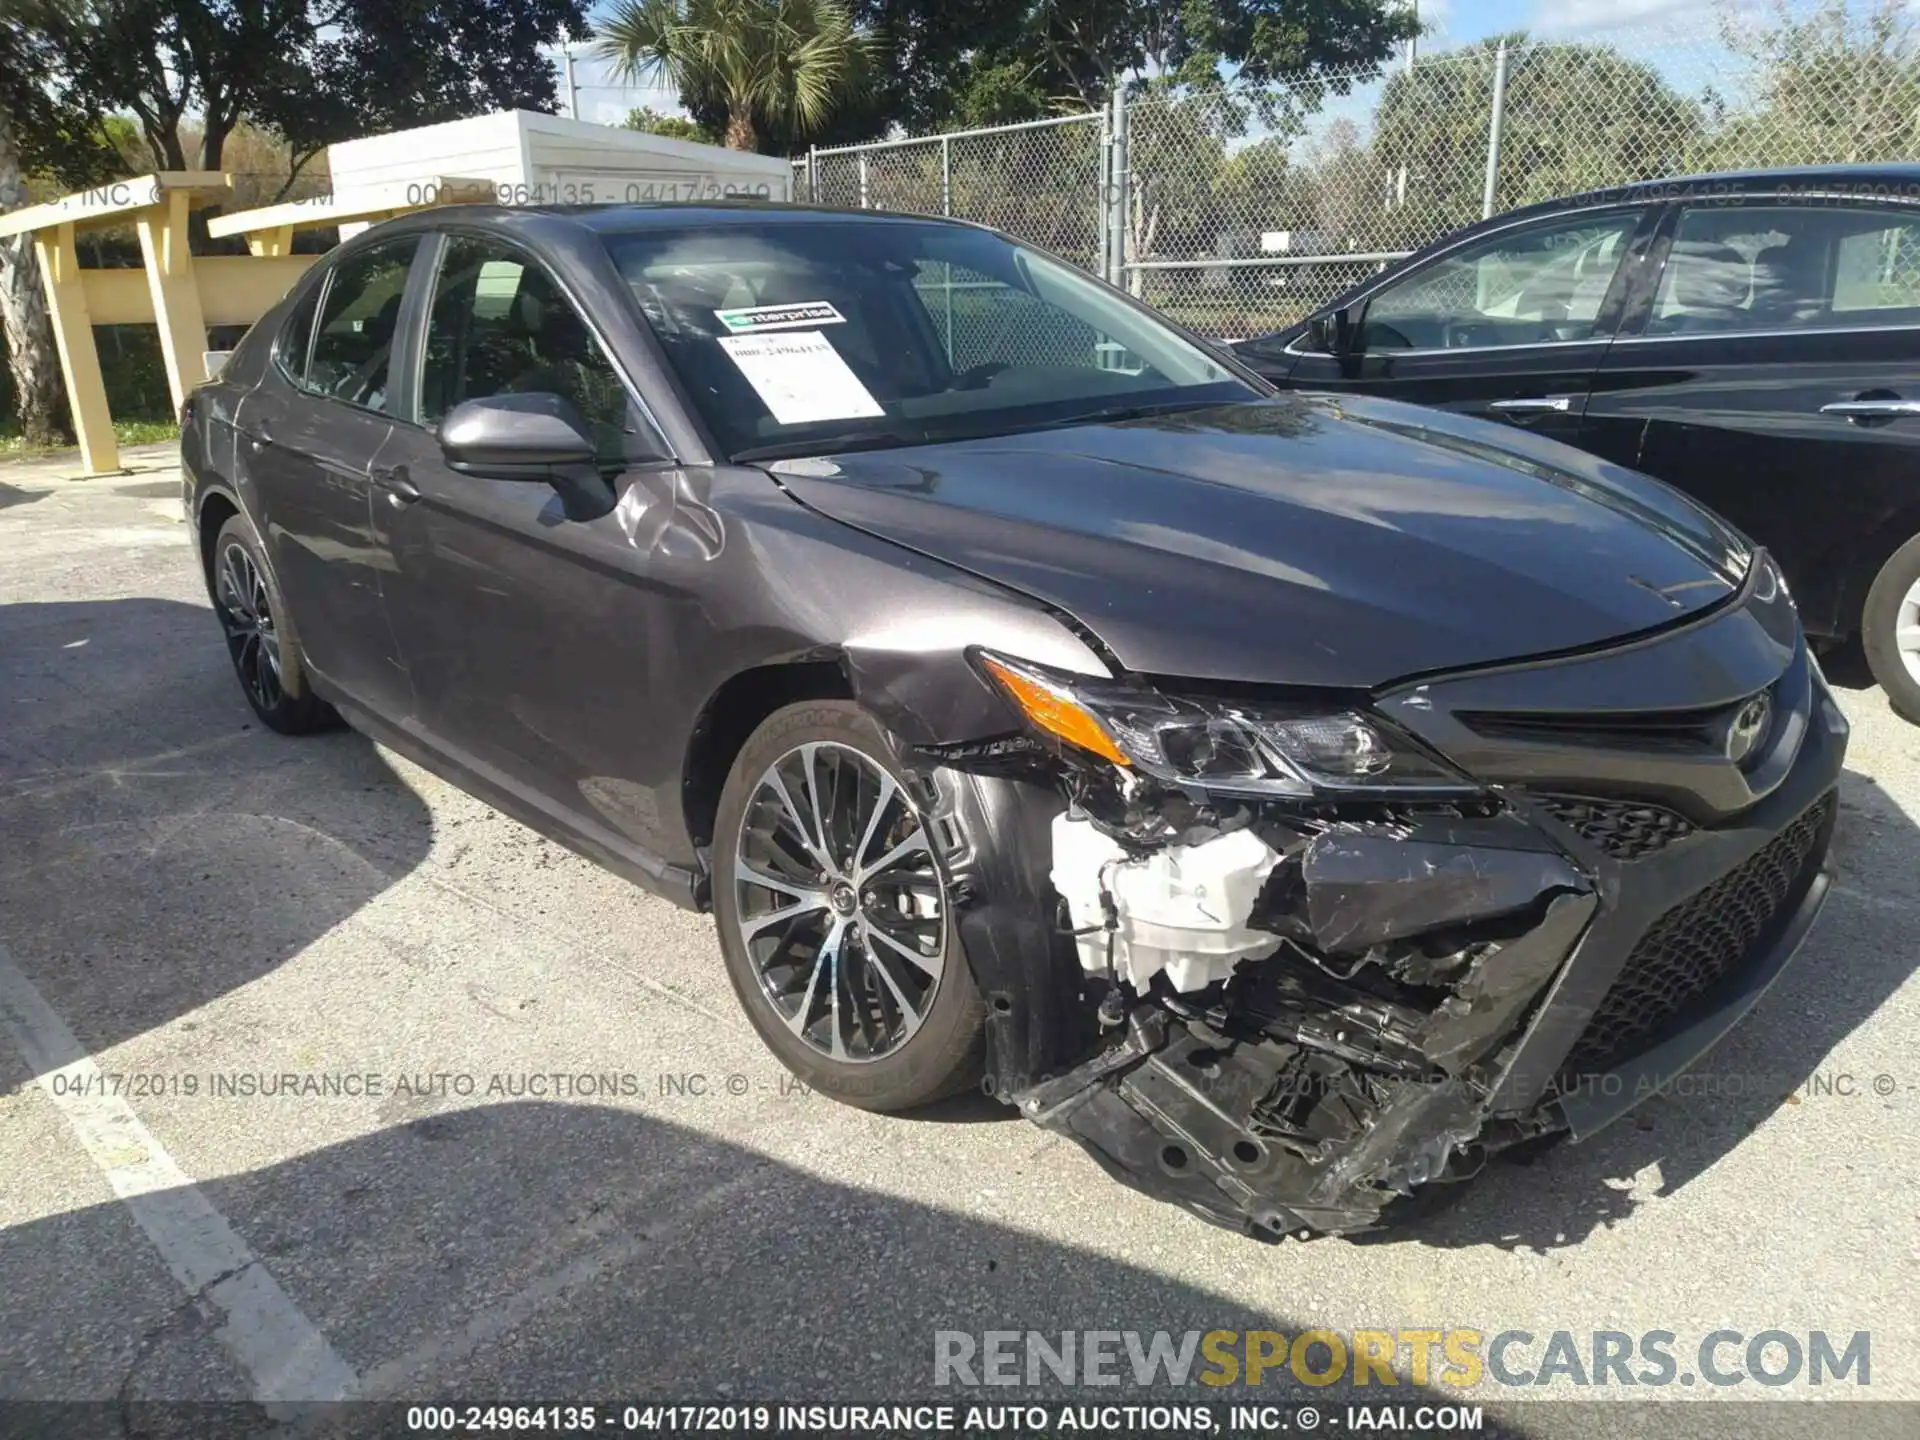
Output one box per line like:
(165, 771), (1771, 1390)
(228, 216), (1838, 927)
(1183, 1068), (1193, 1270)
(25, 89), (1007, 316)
(1861, 532), (1920, 723)
(711, 701), (985, 1112)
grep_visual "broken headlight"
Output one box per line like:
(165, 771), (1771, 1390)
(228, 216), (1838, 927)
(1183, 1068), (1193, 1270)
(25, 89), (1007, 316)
(978, 651), (1477, 798)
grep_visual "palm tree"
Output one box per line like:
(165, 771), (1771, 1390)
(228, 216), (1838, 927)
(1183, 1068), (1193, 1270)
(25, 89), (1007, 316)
(595, 0), (865, 153)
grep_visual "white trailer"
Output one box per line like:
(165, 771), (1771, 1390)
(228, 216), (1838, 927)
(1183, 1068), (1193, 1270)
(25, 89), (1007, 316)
(324, 110), (793, 223)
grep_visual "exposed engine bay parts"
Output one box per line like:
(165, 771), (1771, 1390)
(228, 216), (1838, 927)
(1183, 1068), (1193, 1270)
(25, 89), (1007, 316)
(1035, 794), (1597, 1236)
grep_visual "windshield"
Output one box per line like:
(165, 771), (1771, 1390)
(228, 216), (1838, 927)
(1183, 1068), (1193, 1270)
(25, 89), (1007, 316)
(602, 219), (1257, 459)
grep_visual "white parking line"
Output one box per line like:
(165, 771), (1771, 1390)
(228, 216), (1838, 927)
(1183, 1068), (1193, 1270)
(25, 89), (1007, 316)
(0, 942), (358, 1410)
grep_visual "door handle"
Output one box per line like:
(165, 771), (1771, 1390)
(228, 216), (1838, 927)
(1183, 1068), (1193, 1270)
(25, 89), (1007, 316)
(372, 465), (421, 506)
(1819, 399), (1920, 419)
(1488, 396), (1574, 414)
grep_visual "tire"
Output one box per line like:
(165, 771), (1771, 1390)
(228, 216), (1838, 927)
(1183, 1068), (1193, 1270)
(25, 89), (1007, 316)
(1861, 531), (1920, 723)
(209, 513), (338, 735)
(712, 701), (986, 1112)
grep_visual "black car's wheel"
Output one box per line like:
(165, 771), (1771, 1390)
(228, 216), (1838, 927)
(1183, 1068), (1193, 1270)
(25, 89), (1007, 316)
(1862, 532), (1920, 722)
(712, 701), (985, 1112)
(210, 514), (337, 734)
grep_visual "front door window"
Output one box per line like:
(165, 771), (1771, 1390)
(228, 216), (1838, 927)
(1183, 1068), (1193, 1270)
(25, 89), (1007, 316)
(1359, 212), (1641, 351)
(419, 235), (652, 467)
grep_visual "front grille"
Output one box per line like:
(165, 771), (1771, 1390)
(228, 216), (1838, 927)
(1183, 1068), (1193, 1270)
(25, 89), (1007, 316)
(1537, 795), (1696, 860)
(1459, 705), (1727, 754)
(1559, 791), (1833, 1078)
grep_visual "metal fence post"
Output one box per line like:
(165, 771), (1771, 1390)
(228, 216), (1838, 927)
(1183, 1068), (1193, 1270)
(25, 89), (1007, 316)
(1482, 40), (1509, 220)
(858, 151), (869, 208)
(1107, 87), (1130, 288)
(1105, 109), (1121, 282)
(940, 135), (952, 216)
(807, 145), (819, 202)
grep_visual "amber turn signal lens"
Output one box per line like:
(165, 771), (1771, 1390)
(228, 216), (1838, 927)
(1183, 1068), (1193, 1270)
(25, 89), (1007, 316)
(980, 655), (1132, 768)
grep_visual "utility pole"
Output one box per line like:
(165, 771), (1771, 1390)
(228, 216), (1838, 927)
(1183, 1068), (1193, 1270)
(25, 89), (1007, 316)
(1482, 40), (1510, 219)
(563, 44), (580, 121)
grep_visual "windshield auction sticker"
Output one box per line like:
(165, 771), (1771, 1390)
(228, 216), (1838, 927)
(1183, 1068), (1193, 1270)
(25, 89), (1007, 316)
(717, 331), (885, 425)
(715, 300), (847, 333)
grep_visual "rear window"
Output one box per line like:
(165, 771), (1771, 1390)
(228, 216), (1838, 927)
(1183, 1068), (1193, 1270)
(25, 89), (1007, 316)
(603, 219), (1253, 458)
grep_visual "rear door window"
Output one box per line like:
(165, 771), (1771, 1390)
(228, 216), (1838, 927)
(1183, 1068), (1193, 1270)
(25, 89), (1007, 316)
(1649, 204), (1920, 335)
(272, 281), (322, 386)
(304, 238), (420, 412)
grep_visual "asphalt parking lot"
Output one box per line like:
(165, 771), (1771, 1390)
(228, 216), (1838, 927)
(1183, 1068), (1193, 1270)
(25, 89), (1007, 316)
(3, 447), (1918, 1437)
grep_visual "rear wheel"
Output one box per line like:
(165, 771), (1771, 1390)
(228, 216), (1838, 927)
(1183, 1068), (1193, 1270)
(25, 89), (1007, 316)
(211, 514), (337, 734)
(712, 701), (984, 1112)
(1861, 532), (1920, 723)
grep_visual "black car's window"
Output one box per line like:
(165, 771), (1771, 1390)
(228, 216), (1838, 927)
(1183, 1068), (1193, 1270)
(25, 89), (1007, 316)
(305, 238), (419, 412)
(1359, 212), (1640, 352)
(914, 261), (1110, 373)
(604, 220), (1249, 459)
(272, 280), (323, 385)
(1649, 204), (1920, 336)
(420, 234), (641, 467)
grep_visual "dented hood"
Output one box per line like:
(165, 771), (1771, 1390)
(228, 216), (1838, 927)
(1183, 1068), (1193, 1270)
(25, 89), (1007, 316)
(770, 393), (1750, 688)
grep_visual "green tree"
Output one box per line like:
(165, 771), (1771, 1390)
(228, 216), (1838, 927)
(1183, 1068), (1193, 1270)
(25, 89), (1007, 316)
(845, 0), (1038, 135)
(0, 9), (121, 446)
(596, 0), (868, 152)
(1706, 0), (1920, 167)
(13, 0), (592, 186)
(1029, 0), (1420, 110)
(623, 105), (713, 142)
(1369, 34), (1703, 247)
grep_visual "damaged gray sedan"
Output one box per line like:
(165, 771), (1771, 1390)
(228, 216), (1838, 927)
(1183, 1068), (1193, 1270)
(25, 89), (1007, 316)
(181, 202), (1848, 1237)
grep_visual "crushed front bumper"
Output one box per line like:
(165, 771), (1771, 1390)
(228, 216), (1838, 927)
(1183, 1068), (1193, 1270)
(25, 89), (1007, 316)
(991, 574), (1848, 1238)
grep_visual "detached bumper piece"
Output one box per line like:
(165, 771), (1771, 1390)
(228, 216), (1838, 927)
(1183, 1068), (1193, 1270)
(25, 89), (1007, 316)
(1020, 814), (1600, 1239)
(1016, 757), (1841, 1239)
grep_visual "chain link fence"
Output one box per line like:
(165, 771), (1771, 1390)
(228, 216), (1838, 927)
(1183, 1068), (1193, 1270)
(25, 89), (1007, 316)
(795, 1), (1920, 339)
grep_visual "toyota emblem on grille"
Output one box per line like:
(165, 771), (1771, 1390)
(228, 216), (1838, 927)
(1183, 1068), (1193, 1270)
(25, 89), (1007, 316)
(1725, 693), (1772, 765)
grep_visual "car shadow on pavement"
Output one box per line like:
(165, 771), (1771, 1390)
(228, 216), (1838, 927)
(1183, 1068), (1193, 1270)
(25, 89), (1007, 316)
(0, 598), (433, 1074)
(0, 1101), (1526, 1438)
(1362, 766), (1920, 1252)
(5, 598), (1912, 1269)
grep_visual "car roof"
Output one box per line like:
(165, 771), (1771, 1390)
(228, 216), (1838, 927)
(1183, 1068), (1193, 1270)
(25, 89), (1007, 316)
(388, 199), (989, 237)
(1496, 162), (1920, 227)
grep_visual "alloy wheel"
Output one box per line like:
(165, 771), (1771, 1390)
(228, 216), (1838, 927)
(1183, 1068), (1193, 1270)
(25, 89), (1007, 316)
(216, 541), (283, 712)
(1898, 576), (1920, 689)
(732, 742), (947, 1063)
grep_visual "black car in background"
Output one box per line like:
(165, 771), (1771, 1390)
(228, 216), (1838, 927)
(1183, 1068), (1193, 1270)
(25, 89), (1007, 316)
(181, 202), (1846, 1237)
(1236, 164), (1920, 720)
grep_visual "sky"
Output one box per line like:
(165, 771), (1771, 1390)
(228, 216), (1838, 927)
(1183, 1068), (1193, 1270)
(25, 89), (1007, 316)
(544, 0), (1764, 135)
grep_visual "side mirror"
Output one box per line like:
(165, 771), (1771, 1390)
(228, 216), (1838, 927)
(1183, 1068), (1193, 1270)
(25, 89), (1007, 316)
(440, 392), (597, 476)
(1310, 305), (1362, 357)
(439, 393), (616, 521)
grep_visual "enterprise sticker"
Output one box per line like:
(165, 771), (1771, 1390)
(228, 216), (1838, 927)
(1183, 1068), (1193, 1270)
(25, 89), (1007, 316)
(715, 300), (846, 333)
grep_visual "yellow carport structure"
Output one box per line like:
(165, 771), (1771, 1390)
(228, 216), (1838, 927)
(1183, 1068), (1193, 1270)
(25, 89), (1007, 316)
(0, 173), (495, 476)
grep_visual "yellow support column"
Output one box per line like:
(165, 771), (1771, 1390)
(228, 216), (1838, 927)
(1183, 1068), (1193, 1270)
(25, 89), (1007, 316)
(245, 226), (296, 257)
(31, 222), (121, 476)
(134, 188), (210, 411)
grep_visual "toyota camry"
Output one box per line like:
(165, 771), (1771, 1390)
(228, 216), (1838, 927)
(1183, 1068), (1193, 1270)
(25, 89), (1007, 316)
(180, 202), (1847, 1237)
